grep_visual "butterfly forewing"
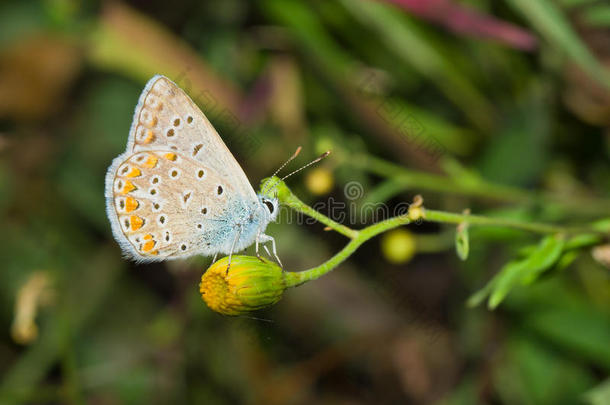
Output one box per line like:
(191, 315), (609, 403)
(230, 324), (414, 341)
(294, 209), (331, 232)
(105, 75), (259, 262)
(127, 75), (256, 201)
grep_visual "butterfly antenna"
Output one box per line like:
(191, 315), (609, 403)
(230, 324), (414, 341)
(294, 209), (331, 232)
(263, 146), (301, 193)
(280, 150), (330, 182)
(264, 149), (331, 194)
(272, 146), (302, 179)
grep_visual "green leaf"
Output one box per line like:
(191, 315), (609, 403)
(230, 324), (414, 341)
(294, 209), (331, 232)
(563, 233), (602, 250)
(517, 233), (596, 268)
(467, 275), (497, 308)
(520, 235), (566, 284)
(455, 224), (470, 261)
(488, 260), (526, 309)
(554, 250), (580, 272)
(488, 235), (565, 308)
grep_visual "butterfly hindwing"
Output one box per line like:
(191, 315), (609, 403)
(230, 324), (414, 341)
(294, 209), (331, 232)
(106, 150), (244, 261)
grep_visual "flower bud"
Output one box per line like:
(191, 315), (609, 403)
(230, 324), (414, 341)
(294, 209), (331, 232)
(200, 255), (286, 316)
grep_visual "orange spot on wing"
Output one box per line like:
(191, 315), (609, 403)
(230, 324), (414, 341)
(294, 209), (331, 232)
(143, 130), (155, 143)
(164, 153), (177, 161)
(121, 181), (136, 194)
(149, 250), (159, 255)
(142, 240), (156, 252)
(148, 116), (158, 127)
(143, 234), (153, 240)
(125, 197), (139, 212)
(143, 155), (158, 168)
(130, 216), (144, 231)
(126, 167), (141, 178)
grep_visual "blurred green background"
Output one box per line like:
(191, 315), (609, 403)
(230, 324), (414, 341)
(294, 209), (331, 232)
(1, 0), (609, 404)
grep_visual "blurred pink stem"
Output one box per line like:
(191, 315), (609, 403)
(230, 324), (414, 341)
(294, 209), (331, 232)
(381, 0), (537, 51)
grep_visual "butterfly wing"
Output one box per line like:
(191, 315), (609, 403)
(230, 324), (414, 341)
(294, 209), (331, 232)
(106, 150), (253, 261)
(105, 75), (259, 262)
(127, 75), (257, 200)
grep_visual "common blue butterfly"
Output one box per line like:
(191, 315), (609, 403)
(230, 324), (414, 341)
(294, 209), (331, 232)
(105, 75), (280, 265)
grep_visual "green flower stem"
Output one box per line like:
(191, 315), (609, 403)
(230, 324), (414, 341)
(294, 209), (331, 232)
(274, 180), (359, 239)
(351, 154), (610, 215)
(282, 208), (602, 288)
(423, 209), (596, 235)
(284, 214), (411, 288)
(261, 177), (607, 289)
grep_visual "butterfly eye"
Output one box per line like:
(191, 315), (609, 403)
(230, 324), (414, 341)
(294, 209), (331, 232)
(263, 200), (274, 214)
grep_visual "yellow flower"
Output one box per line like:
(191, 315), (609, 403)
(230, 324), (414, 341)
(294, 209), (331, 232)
(200, 256), (287, 316)
(381, 229), (417, 264)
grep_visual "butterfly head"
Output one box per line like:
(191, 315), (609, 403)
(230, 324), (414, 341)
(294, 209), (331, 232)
(257, 193), (279, 222)
(256, 149), (331, 224)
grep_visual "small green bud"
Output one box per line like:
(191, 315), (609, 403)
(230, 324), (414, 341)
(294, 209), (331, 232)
(455, 223), (470, 261)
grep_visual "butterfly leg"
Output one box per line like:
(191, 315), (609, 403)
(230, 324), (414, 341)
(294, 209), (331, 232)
(226, 226), (242, 274)
(255, 233), (264, 262)
(258, 234), (282, 268)
(255, 232), (270, 263)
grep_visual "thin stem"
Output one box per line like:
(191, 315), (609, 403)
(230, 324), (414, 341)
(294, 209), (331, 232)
(284, 215), (412, 288)
(267, 177), (359, 239)
(267, 177), (607, 289)
(424, 209), (598, 235)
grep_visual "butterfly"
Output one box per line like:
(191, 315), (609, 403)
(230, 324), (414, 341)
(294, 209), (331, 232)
(105, 75), (282, 265)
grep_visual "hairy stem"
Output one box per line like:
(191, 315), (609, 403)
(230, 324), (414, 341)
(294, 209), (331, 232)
(284, 214), (411, 288)
(271, 178), (359, 239)
(423, 209), (599, 235)
(259, 177), (608, 288)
